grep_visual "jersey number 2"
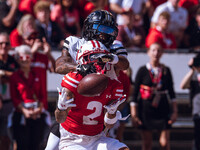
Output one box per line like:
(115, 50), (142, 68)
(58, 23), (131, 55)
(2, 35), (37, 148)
(83, 101), (102, 125)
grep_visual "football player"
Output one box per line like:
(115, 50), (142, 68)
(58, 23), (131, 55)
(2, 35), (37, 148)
(45, 10), (130, 150)
(55, 40), (129, 150)
(55, 10), (129, 77)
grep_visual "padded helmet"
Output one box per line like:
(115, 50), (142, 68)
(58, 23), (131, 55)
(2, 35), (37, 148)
(77, 40), (109, 65)
(83, 10), (118, 47)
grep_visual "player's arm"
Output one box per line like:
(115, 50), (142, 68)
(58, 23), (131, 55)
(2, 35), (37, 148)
(55, 87), (76, 123)
(103, 96), (128, 129)
(105, 42), (129, 71)
(115, 55), (129, 71)
(104, 112), (116, 129)
(100, 54), (129, 72)
(55, 49), (77, 75)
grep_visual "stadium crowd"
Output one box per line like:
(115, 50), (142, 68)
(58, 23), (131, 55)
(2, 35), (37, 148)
(0, 0), (200, 150)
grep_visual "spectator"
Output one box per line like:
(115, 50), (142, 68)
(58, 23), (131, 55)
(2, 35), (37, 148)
(50, 0), (81, 37)
(116, 10), (146, 50)
(22, 28), (55, 148)
(130, 43), (178, 150)
(151, 0), (188, 47)
(180, 54), (200, 150)
(145, 0), (167, 30)
(0, 0), (20, 33)
(34, 0), (64, 49)
(146, 11), (177, 49)
(10, 45), (47, 150)
(22, 28), (55, 109)
(0, 32), (19, 150)
(10, 14), (38, 47)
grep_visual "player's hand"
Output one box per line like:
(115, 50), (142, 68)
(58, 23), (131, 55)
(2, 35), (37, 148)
(104, 95), (126, 114)
(99, 54), (119, 64)
(57, 87), (76, 110)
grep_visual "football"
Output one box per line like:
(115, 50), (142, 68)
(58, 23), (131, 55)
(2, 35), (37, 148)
(77, 73), (109, 97)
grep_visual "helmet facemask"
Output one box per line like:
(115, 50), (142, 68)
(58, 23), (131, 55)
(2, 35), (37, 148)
(82, 53), (111, 74)
(77, 40), (112, 76)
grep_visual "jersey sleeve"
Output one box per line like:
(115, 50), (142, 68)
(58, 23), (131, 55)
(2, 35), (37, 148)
(61, 72), (82, 93)
(110, 40), (128, 58)
(63, 36), (83, 62)
(63, 36), (71, 51)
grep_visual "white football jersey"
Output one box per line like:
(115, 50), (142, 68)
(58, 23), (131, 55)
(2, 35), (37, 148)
(63, 36), (128, 80)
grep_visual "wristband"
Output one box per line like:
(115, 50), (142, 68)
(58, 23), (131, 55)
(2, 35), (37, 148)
(104, 111), (122, 124)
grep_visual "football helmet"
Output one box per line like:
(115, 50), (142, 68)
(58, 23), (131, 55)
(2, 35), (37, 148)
(77, 40), (111, 74)
(83, 10), (118, 47)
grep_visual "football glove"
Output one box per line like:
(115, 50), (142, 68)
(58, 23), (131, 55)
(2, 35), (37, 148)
(57, 87), (76, 110)
(103, 95), (126, 114)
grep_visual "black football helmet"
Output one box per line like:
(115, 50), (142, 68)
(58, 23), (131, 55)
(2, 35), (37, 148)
(82, 10), (118, 47)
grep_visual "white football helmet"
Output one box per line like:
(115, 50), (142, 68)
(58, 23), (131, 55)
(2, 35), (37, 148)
(76, 40), (109, 65)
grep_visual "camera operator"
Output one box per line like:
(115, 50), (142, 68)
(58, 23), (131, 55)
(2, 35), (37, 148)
(180, 53), (200, 150)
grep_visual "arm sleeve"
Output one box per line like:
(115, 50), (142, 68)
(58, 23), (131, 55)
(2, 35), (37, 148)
(151, 6), (164, 23)
(61, 72), (81, 94)
(110, 41), (128, 58)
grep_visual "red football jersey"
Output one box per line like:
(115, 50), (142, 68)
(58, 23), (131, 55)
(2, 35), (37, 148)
(60, 72), (124, 136)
